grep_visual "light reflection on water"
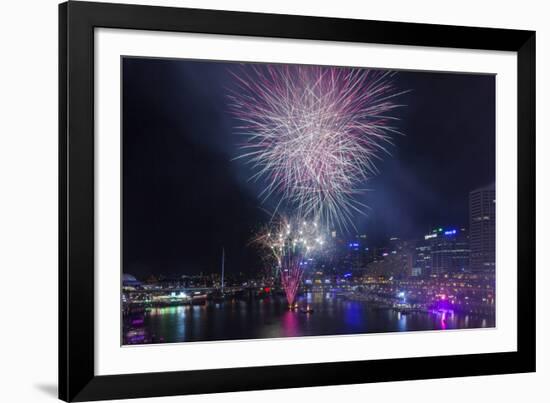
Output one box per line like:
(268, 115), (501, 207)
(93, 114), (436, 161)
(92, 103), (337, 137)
(123, 292), (495, 345)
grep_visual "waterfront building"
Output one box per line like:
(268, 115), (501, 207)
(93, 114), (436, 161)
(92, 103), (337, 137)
(469, 183), (496, 272)
(413, 241), (431, 276)
(342, 235), (370, 273)
(423, 227), (470, 275)
(365, 238), (414, 279)
(122, 273), (141, 288)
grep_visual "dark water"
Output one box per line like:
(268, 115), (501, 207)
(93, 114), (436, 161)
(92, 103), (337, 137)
(123, 292), (494, 345)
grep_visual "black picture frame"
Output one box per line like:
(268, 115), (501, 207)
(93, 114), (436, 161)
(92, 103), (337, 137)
(59, 1), (536, 401)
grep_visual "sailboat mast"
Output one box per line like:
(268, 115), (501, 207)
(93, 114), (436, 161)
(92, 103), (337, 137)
(221, 247), (225, 294)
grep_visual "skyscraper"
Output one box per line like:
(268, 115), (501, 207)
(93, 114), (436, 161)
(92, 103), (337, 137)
(469, 184), (496, 272)
(413, 241), (431, 276)
(423, 227), (469, 275)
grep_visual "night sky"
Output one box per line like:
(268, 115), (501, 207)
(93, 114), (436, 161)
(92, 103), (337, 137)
(122, 57), (495, 279)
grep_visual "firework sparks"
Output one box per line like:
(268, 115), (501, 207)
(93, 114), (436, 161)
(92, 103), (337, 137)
(229, 64), (405, 231)
(253, 216), (325, 306)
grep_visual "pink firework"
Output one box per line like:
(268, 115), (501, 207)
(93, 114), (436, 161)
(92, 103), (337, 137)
(229, 64), (405, 231)
(254, 216), (324, 306)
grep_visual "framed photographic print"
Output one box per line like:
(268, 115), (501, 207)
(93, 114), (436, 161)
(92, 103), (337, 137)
(59, 1), (536, 401)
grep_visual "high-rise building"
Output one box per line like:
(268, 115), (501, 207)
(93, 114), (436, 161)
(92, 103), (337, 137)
(413, 241), (431, 276)
(469, 184), (496, 272)
(365, 238), (414, 279)
(420, 227), (469, 275)
(343, 234), (369, 273)
(430, 228), (470, 274)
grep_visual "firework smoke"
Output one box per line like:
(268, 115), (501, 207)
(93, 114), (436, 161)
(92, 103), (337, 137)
(229, 64), (405, 231)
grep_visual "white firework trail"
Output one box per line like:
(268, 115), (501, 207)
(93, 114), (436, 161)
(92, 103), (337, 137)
(228, 64), (406, 231)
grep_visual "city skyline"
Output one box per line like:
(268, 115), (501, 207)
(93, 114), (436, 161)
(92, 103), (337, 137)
(122, 180), (494, 280)
(122, 58), (495, 278)
(122, 58), (496, 345)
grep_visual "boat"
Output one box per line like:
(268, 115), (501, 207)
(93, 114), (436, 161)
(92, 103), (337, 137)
(191, 292), (207, 305)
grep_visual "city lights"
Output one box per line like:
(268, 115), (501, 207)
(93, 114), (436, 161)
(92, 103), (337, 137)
(121, 59), (496, 346)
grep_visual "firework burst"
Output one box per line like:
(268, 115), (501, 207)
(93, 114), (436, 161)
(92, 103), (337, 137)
(228, 64), (406, 231)
(253, 216), (325, 306)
